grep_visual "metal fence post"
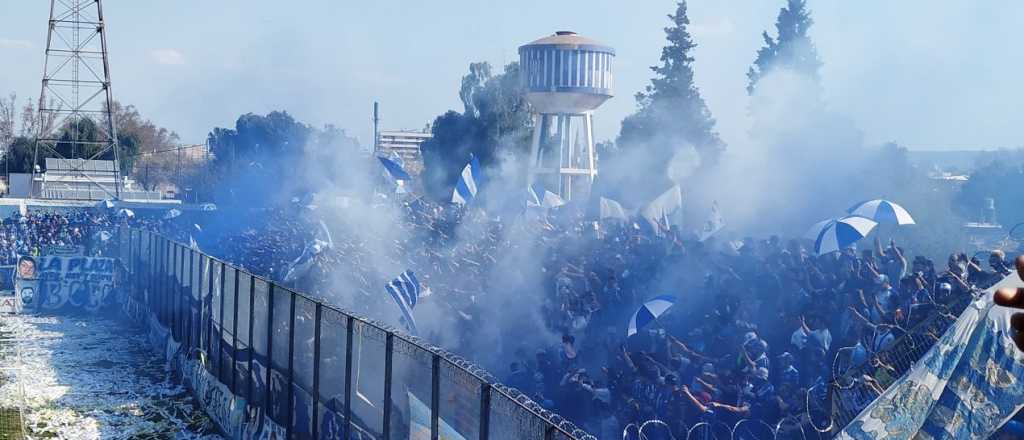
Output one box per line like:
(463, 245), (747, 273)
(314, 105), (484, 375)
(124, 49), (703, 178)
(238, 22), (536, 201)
(265, 283), (275, 418)
(231, 268), (240, 394)
(383, 333), (394, 439)
(343, 316), (354, 440)
(247, 275), (256, 404)
(187, 249), (194, 351)
(173, 244), (180, 341)
(286, 291), (296, 439)
(479, 384), (491, 440)
(206, 257), (215, 373)
(215, 262), (224, 381)
(431, 354), (440, 440)
(311, 302), (322, 440)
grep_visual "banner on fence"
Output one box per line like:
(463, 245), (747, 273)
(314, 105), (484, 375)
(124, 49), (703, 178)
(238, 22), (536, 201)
(18, 255), (117, 313)
(409, 391), (467, 440)
(0, 265), (17, 313)
(837, 274), (1024, 439)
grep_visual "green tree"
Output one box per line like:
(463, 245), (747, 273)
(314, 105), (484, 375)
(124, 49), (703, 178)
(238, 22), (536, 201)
(746, 0), (822, 94)
(420, 61), (532, 201)
(608, 1), (724, 200)
(1, 137), (35, 174)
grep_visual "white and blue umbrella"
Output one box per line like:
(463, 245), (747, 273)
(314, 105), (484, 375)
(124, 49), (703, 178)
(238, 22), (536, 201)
(164, 208), (182, 220)
(199, 203), (218, 212)
(627, 295), (677, 337)
(117, 208), (135, 218)
(848, 199), (915, 225)
(807, 216), (877, 255)
(97, 199), (116, 209)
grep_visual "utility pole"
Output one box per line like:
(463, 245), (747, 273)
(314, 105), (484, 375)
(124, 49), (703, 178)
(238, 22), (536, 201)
(373, 101), (380, 155)
(33, 0), (122, 199)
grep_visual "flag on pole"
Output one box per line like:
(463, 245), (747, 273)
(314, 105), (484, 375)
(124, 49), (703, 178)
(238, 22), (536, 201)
(527, 185), (542, 208)
(385, 270), (423, 335)
(697, 201), (725, 242)
(541, 190), (565, 209)
(452, 156), (482, 205)
(641, 185), (683, 232)
(600, 197), (629, 221)
(378, 156), (412, 181)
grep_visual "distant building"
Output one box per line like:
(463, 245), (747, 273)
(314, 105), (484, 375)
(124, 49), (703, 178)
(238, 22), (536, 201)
(8, 158), (162, 201)
(376, 130), (431, 174)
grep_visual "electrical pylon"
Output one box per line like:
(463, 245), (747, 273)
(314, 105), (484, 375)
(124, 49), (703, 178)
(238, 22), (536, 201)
(33, 0), (121, 199)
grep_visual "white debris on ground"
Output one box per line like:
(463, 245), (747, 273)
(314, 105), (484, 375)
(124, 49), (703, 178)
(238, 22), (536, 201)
(0, 314), (223, 440)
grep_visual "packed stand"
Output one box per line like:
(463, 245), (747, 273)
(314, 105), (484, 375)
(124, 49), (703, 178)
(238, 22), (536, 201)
(2, 202), (1013, 439)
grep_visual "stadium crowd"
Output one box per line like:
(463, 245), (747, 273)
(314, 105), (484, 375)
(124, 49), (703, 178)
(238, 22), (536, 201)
(160, 199), (1010, 438)
(1, 201), (1013, 438)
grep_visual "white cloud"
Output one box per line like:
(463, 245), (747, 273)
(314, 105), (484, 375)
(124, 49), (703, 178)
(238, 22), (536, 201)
(150, 48), (186, 66)
(0, 39), (32, 50)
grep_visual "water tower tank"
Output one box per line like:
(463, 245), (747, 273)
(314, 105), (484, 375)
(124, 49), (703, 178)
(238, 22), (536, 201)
(519, 31), (615, 114)
(519, 31), (615, 202)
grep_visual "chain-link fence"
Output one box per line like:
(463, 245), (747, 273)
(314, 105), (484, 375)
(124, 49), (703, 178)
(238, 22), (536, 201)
(119, 227), (595, 440)
(827, 293), (974, 432)
(0, 320), (27, 440)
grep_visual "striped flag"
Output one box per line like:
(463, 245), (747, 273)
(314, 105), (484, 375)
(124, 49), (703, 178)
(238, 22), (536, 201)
(378, 156), (412, 181)
(452, 156), (482, 205)
(386, 270), (423, 335)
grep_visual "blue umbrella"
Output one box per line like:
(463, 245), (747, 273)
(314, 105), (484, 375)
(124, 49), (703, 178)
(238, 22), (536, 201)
(848, 199), (915, 225)
(806, 216), (877, 255)
(627, 295), (676, 337)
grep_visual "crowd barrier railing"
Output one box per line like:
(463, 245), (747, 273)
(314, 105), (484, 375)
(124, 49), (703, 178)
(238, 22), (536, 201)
(116, 227), (595, 440)
(826, 293), (974, 432)
(621, 417), (825, 440)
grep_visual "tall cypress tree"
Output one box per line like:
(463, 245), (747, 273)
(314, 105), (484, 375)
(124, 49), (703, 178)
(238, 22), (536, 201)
(746, 0), (822, 94)
(616, 0), (725, 169)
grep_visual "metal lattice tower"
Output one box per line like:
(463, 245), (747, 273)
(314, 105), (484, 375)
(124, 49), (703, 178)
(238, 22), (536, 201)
(33, 0), (121, 199)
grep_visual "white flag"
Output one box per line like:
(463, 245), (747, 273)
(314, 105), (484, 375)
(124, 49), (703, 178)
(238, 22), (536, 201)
(697, 201), (725, 241)
(599, 197), (628, 221)
(641, 185), (683, 231)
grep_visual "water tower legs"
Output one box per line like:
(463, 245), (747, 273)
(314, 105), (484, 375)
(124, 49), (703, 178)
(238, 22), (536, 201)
(526, 112), (597, 202)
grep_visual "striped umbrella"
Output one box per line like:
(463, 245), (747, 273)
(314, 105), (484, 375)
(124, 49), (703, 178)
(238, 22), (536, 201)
(627, 295), (676, 337)
(848, 199), (915, 225)
(807, 216), (877, 255)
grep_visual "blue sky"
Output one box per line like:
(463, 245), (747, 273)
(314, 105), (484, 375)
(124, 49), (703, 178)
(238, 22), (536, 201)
(1, 1), (1021, 151)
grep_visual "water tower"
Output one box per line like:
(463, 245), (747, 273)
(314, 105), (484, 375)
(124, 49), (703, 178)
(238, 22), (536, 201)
(519, 31), (614, 201)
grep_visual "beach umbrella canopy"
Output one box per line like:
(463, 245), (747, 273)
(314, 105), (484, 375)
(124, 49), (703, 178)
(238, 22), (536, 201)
(848, 199), (915, 225)
(199, 203), (217, 212)
(117, 208), (135, 218)
(627, 295), (676, 337)
(807, 216), (877, 255)
(97, 199), (116, 209)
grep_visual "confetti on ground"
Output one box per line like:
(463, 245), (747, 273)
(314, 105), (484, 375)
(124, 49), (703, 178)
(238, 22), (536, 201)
(0, 314), (223, 440)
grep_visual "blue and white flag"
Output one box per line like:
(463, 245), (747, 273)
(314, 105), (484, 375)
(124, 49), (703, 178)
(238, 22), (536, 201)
(452, 156), (482, 205)
(386, 270), (423, 335)
(378, 156), (412, 181)
(627, 295), (676, 337)
(282, 221), (334, 283)
(527, 185), (542, 208)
